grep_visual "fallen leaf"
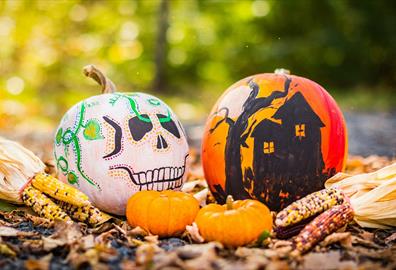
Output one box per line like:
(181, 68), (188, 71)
(25, 254), (52, 270)
(270, 239), (293, 249)
(235, 247), (267, 258)
(176, 242), (222, 260)
(351, 235), (383, 249)
(359, 230), (374, 242)
(0, 226), (37, 237)
(384, 232), (396, 244)
(80, 234), (95, 250)
(178, 242), (223, 270)
(135, 243), (162, 266)
(42, 221), (83, 251)
(128, 226), (148, 237)
(301, 251), (354, 270)
(320, 232), (352, 248)
(185, 223), (204, 243)
(194, 188), (209, 207)
(145, 235), (159, 244)
(181, 180), (208, 193)
(0, 243), (16, 257)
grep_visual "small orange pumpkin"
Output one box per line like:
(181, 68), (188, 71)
(195, 195), (272, 247)
(126, 190), (199, 237)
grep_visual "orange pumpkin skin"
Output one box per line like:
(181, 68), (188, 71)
(195, 197), (272, 247)
(202, 72), (347, 211)
(126, 190), (199, 237)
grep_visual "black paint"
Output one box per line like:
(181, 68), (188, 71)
(103, 116), (122, 159)
(210, 76), (334, 211)
(156, 135), (168, 149)
(129, 114), (153, 141)
(158, 114), (181, 138)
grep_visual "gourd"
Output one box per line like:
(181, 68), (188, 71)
(202, 69), (347, 211)
(126, 190), (199, 237)
(54, 65), (189, 215)
(195, 195), (272, 247)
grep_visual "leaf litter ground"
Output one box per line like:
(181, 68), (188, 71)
(0, 138), (395, 270)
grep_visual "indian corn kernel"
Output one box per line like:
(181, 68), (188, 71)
(294, 203), (354, 253)
(21, 185), (71, 222)
(275, 188), (345, 228)
(56, 200), (112, 226)
(31, 173), (90, 207)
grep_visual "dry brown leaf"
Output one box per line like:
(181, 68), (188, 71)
(42, 221), (83, 251)
(151, 252), (185, 270)
(350, 246), (394, 260)
(384, 232), (396, 244)
(271, 239), (293, 249)
(176, 242), (222, 261)
(359, 230), (374, 242)
(185, 222), (204, 243)
(25, 254), (52, 270)
(0, 243), (16, 257)
(120, 260), (137, 270)
(320, 232), (352, 248)
(0, 226), (37, 237)
(180, 244), (222, 270)
(194, 188), (209, 207)
(181, 180), (207, 193)
(128, 225), (148, 237)
(80, 234), (95, 250)
(301, 251), (355, 270)
(144, 235), (159, 244)
(351, 235), (383, 249)
(135, 243), (163, 266)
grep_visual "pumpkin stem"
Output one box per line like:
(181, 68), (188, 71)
(274, 68), (291, 75)
(83, 65), (117, 94)
(226, 195), (234, 210)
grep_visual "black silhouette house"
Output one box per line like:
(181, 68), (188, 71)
(249, 92), (326, 210)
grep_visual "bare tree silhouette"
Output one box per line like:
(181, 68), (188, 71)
(210, 76), (293, 203)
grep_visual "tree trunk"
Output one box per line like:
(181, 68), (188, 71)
(153, 0), (169, 92)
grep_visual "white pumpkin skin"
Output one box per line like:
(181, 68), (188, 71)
(54, 92), (189, 215)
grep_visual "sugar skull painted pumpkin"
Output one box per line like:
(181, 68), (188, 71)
(54, 65), (189, 215)
(202, 69), (347, 211)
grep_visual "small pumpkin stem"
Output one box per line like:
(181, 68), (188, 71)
(83, 65), (117, 94)
(226, 195), (234, 210)
(274, 68), (291, 75)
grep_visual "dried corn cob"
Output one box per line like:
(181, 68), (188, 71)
(294, 203), (354, 253)
(56, 200), (112, 226)
(274, 214), (316, 239)
(31, 172), (90, 207)
(275, 188), (345, 228)
(21, 185), (71, 222)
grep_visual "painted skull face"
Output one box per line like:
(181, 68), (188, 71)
(54, 92), (189, 215)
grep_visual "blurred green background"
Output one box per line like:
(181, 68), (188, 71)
(0, 0), (395, 131)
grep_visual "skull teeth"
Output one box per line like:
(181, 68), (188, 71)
(130, 166), (185, 189)
(110, 155), (189, 191)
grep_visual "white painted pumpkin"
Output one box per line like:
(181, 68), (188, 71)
(53, 66), (189, 215)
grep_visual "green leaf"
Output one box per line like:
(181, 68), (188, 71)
(83, 119), (103, 140)
(67, 171), (78, 185)
(55, 128), (63, 145)
(0, 200), (18, 212)
(257, 230), (271, 243)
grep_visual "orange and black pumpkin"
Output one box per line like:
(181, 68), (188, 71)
(202, 69), (347, 211)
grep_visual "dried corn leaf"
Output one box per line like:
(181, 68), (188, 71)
(325, 163), (396, 228)
(0, 137), (45, 203)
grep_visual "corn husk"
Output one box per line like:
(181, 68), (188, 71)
(325, 163), (396, 229)
(0, 137), (45, 204)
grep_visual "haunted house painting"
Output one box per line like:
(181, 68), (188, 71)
(248, 92), (328, 210)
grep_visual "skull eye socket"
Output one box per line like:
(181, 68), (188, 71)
(157, 114), (181, 138)
(129, 114), (153, 141)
